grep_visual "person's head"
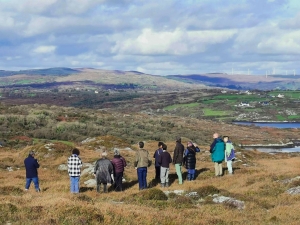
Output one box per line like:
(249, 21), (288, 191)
(114, 149), (120, 156)
(176, 137), (181, 143)
(72, 148), (80, 156)
(213, 133), (219, 139)
(187, 141), (193, 147)
(223, 136), (229, 142)
(29, 150), (35, 157)
(101, 151), (107, 158)
(162, 143), (167, 150)
(158, 141), (164, 148)
(139, 141), (144, 148)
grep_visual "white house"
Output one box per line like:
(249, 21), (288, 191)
(277, 94), (284, 98)
(239, 102), (250, 107)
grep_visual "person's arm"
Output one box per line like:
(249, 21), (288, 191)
(35, 159), (40, 168)
(122, 157), (127, 168)
(195, 146), (200, 152)
(134, 151), (139, 167)
(169, 153), (172, 163)
(78, 157), (83, 168)
(173, 146), (178, 163)
(210, 139), (217, 153)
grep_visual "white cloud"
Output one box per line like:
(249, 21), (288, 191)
(33, 45), (56, 54)
(112, 28), (236, 55)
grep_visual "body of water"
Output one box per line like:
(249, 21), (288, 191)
(244, 146), (300, 153)
(234, 122), (300, 129)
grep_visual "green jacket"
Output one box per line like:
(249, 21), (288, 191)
(211, 138), (225, 162)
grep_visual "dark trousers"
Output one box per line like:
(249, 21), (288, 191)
(155, 166), (160, 180)
(137, 167), (147, 190)
(96, 183), (107, 193)
(114, 172), (123, 192)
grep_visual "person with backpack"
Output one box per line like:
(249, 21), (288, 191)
(173, 137), (184, 184)
(158, 143), (172, 187)
(210, 133), (225, 177)
(183, 141), (200, 181)
(111, 149), (127, 191)
(223, 136), (235, 175)
(153, 142), (164, 180)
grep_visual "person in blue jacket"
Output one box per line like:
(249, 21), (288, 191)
(153, 142), (164, 180)
(210, 133), (225, 177)
(24, 150), (40, 192)
(183, 141), (200, 181)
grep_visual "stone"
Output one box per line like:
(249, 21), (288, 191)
(213, 195), (245, 210)
(84, 179), (96, 187)
(286, 186), (300, 195)
(58, 164), (68, 171)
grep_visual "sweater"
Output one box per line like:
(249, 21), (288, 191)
(134, 149), (149, 168)
(158, 151), (172, 168)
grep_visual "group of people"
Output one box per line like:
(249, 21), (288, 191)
(23, 133), (235, 193)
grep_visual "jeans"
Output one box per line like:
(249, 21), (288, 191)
(137, 167), (147, 190)
(25, 177), (40, 191)
(70, 176), (80, 193)
(175, 164), (183, 184)
(187, 169), (195, 181)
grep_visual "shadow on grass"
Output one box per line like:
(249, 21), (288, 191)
(80, 187), (94, 192)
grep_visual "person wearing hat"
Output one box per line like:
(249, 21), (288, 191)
(183, 141), (200, 181)
(67, 148), (83, 193)
(173, 137), (185, 184)
(94, 151), (114, 193)
(24, 150), (40, 192)
(111, 149), (127, 192)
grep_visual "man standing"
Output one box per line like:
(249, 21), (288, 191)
(24, 150), (40, 192)
(153, 142), (164, 180)
(67, 148), (82, 193)
(134, 141), (150, 190)
(158, 144), (172, 187)
(173, 137), (184, 184)
(111, 149), (127, 192)
(94, 151), (114, 193)
(210, 133), (225, 177)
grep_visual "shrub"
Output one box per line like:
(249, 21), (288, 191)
(194, 185), (220, 198)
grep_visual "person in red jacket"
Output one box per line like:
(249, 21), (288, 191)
(111, 149), (127, 192)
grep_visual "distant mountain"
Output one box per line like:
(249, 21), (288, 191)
(0, 68), (299, 90)
(166, 73), (300, 90)
(0, 67), (80, 77)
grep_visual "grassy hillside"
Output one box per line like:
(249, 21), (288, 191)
(1, 139), (300, 224)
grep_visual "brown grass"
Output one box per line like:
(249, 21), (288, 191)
(1, 141), (300, 224)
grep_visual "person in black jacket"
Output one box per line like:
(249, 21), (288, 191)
(153, 142), (164, 180)
(173, 137), (184, 184)
(183, 141), (200, 181)
(158, 144), (172, 187)
(24, 150), (40, 192)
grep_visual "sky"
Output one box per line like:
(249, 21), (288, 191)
(0, 0), (300, 75)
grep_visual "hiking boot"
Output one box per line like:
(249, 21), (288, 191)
(165, 182), (169, 187)
(161, 183), (165, 188)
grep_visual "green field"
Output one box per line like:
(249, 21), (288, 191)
(164, 103), (200, 111)
(202, 108), (231, 116)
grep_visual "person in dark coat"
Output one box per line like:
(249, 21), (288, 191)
(111, 149), (127, 192)
(94, 151), (114, 193)
(173, 137), (185, 184)
(24, 150), (40, 192)
(153, 142), (164, 180)
(183, 141), (200, 181)
(158, 144), (172, 187)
